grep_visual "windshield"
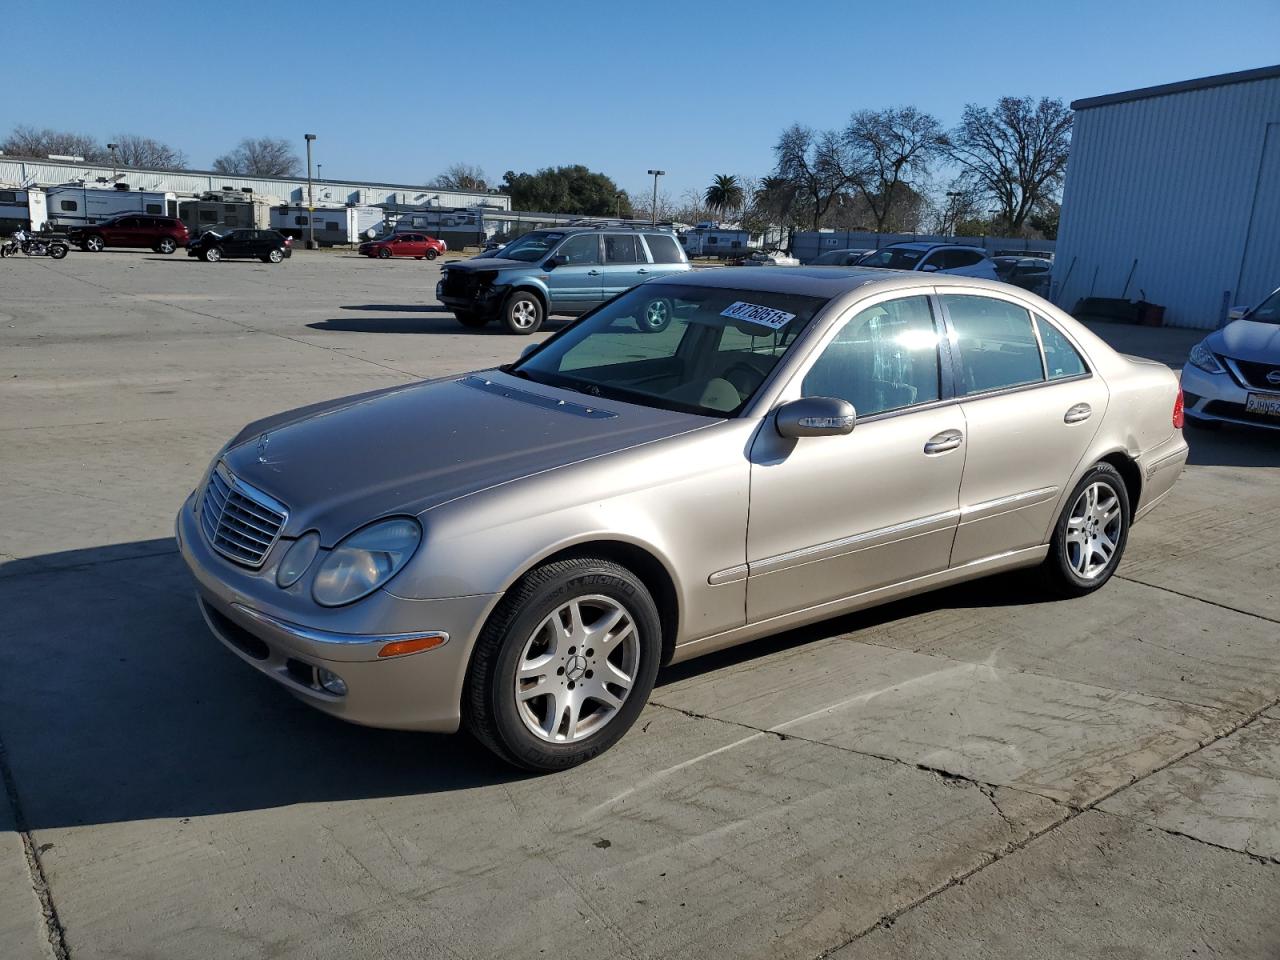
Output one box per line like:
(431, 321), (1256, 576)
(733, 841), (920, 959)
(1247, 288), (1280, 325)
(857, 247), (925, 270)
(512, 284), (829, 417)
(495, 230), (564, 262)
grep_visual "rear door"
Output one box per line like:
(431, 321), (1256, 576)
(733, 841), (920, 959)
(938, 290), (1108, 565)
(640, 233), (687, 279)
(403, 234), (427, 257)
(601, 233), (646, 300)
(222, 230), (252, 257)
(544, 233), (603, 313)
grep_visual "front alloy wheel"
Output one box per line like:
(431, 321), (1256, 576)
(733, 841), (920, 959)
(1042, 463), (1130, 596)
(503, 291), (544, 335)
(639, 297), (673, 333)
(464, 557), (661, 770)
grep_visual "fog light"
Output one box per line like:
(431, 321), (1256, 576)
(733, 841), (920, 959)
(316, 668), (347, 697)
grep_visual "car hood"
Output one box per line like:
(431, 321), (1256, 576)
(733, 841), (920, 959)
(444, 257), (532, 272)
(221, 371), (712, 543)
(1210, 319), (1280, 362)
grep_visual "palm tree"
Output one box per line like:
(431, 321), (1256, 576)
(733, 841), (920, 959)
(704, 174), (744, 218)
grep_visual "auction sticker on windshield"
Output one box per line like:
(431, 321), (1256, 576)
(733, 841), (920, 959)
(721, 301), (796, 330)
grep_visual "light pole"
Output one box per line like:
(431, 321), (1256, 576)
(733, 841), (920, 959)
(304, 133), (317, 249)
(647, 169), (664, 226)
(615, 192), (623, 219)
(107, 142), (118, 181)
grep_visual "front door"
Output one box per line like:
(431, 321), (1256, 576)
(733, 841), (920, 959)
(221, 231), (253, 258)
(936, 290), (1109, 566)
(104, 217), (136, 246)
(544, 233), (603, 314)
(746, 293), (966, 622)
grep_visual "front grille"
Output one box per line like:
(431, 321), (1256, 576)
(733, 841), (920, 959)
(200, 464), (287, 568)
(441, 268), (480, 299)
(1227, 357), (1280, 391)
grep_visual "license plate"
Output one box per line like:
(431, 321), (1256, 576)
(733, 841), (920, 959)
(1245, 393), (1280, 417)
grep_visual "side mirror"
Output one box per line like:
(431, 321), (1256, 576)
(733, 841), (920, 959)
(920, 263), (940, 273)
(1228, 306), (1248, 320)
(543, 257), (559, 270)
(519, 344), (538, 359)
(775, 397), (856, 439)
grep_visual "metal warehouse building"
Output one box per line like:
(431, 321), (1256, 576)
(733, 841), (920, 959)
(1054, 64), (1280, 329)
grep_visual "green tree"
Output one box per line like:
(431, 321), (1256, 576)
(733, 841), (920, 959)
(704, 174), (744, 216)
(500, 165), (632, 217)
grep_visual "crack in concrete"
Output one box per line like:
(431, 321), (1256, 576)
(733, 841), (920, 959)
(0, 727), (70, 960)
(1091, 807), (1278, 867)
(1116, 574), (1280, 626)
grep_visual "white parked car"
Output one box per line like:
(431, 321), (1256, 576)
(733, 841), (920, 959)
(743, 250), (800, 266)
(1181, 286), (1280, 430)
(857, 242), (999, 280)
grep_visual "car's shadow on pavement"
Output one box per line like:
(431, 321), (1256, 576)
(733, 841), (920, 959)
(1184, 424), (1280, 468)
(341, 304), (453, 312)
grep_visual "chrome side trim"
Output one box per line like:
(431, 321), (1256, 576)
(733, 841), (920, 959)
(1144, 447), (1188, 480)
(708, 564), (748, 586)
(960, 485), (1059, 524)
(231, 603), (450, 648)
(749, 509), (960, 578)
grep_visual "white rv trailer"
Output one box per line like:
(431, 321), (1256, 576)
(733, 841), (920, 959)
(269, 204), (385, 245)
(0, 187), (48, 232)
(43, 184), (178, 228)
(680, 222), (752, 258)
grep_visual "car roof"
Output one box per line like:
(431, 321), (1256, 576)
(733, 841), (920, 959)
(657, 266), (1012, 299)
(881, 241), (985, 253)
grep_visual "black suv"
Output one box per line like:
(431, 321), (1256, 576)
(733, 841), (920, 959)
(187, 229), (293, 263)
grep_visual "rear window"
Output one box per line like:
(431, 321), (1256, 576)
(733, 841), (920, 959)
(1035, 316), (1088, 379)
(644, 233), (682, 263)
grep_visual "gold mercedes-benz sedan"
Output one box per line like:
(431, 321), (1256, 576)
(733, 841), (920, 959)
(178, 267), (1188, 770)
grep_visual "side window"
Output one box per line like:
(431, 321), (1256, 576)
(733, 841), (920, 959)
(0, 190), (16, 202)
(60, 200), (78, 211)
(295, 215), (308, 225)
(325, 222), (339, 231)
(943, 295), (1045, 395)
(1036, 315), (1088, 379)
(604, 234), (639, 264)
(118, 217), (139, 227)
(555, 233), (600, 265)
(801, 296), (941, 417)
(920, 251), (946, 271)
(199, 210), (218, 223)
(643, 233), (682, 263)
(145, 203), (162, 215)
(945, 250), (984, 269)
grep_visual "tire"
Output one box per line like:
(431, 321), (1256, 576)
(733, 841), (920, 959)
(455, 312), (490, 328)
(202, 247), (222, 263)
(1041, 462), (1130, 597)
(267, 248), (284, 264)
(155, 237), (177, 255)
(502, 290), (544, 335)
(638, 296), (673, 333)
(464, 557), (662, 771)
(425, 249), (438, 261)
(378, 247), (392, 259)
(84, 235), (105, 252)
(48, 243), (68, 260)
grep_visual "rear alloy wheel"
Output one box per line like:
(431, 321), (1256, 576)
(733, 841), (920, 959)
(464, 557), (661, 770)
(155, 237), (177, 254)
(203, 246), (222, 263)
(639, 296), (673, 333)
(84, 235), (105, 252)
(455, 312), (490, 329)
(266, 248), (284, 264)
(378, 247), (392, 259)
(503, 291), (544, 335)
(1042, 463), (1130, 597)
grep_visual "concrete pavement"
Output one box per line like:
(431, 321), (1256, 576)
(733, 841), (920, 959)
(1, 251), (1277, 958)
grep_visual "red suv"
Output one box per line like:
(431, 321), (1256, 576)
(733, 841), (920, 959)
(70, 214), (189, 254)
(358, 233), (446, 260)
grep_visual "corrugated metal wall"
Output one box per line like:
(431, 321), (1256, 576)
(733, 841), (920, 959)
(1054, 74), (1280, 329)
(0, 158), (508, 211)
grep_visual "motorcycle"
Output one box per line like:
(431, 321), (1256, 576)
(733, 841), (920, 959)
(6, 229), (69, 259)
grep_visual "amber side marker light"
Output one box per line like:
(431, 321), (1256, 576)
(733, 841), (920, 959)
(377, 634), (448, 658)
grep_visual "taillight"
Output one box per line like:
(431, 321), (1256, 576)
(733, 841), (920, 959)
(1172, 388), (1185, 429)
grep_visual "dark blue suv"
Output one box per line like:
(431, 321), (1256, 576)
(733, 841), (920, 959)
(437, 224), (691, 334)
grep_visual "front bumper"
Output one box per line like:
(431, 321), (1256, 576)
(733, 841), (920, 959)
(176, 496), (498, 732)
(436, 277), (507, 316)
(1180, 362), (1280, 430)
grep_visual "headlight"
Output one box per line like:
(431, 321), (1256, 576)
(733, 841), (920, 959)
(312, 518), (421, 607)
(1188, 341), (1225, 374)
(276, 531), (321, 588)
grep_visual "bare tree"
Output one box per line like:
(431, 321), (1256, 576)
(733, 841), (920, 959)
(109, 133), (187, 170)
(436, 162), (488, 191)
(1, 124), (105, 161)
(844, 107), (944, 232)
(773, 124), (857, 231)
(947, 97), (1072, 232)
(211, 137), (300, 177)
(631, 189), (678, 224)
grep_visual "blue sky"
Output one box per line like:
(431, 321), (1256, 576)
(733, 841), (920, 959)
(4, 0), (1279, 201)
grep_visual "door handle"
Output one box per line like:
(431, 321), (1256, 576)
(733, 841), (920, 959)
(1064, 403), (1092, 424)
(637, 268), (649, 274)
(587, 269), (601, 276)
(924, 429), (964, 455)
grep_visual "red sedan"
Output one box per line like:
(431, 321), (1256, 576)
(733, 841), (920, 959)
(358, 233), (446, 260)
